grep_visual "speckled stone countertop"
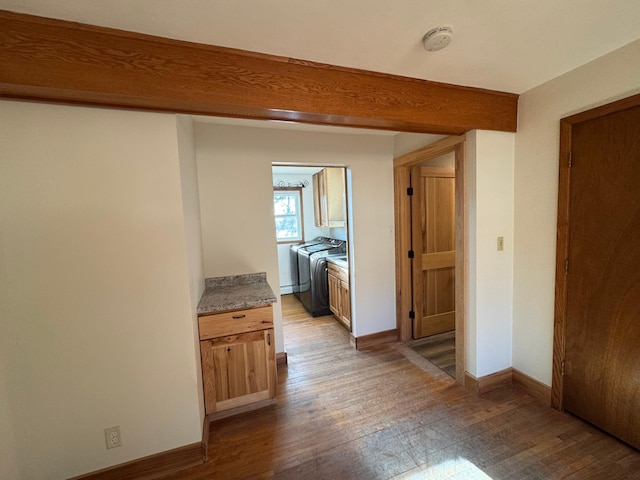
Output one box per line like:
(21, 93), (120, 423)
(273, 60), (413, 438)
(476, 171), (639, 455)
(197, 272), (277, 315)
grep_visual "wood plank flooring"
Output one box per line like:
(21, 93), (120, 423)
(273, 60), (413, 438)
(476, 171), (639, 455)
(166, 294), (640, 480)
(405, 331), (456, 378)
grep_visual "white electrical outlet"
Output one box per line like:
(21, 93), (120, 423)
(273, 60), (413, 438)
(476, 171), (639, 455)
(497, 236), (504, 251)
(104, 426), (122, 449)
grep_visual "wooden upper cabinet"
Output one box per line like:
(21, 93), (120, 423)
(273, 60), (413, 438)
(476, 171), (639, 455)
(312, 173), (322, 227)
(313, 167), (346, 228)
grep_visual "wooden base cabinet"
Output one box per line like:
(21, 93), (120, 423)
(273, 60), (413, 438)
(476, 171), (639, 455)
(198, 305), (276, 415)
(328, 273), (341, 318)
(339, 281), (351, 329)
(328, 263), (351, 331)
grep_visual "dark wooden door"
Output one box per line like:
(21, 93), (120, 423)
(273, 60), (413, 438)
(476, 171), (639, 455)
(411, 166), (455, 338)
(563, 104), (640, 448)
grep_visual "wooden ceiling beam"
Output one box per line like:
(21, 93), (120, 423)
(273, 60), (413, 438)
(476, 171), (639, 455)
(0, 10), (518, 134)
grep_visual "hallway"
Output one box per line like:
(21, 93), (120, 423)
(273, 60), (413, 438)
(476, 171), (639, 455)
(168, 295), (640, 479)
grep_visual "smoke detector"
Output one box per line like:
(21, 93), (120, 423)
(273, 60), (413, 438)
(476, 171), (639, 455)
(423, 26), (453, 52)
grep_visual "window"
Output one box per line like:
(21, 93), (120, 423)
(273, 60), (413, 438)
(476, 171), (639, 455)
(273, 188), (304, 243)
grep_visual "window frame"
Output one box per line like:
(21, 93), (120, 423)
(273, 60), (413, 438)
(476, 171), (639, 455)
(273, 187), (305, 244)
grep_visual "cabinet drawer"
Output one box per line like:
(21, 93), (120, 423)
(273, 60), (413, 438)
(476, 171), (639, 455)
(198, 305), (273, 340)
(328, 263), (349, 283)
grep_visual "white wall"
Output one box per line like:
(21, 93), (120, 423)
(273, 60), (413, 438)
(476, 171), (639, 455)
(0, 270), (19, 479)
(393, 132), (445, 157)
(513, 38), (640, 385)
(194, 124), (396, 350)
(466, 130), (515, 378)
(176, 115), (206, 424)
(0, 101), (202, 479)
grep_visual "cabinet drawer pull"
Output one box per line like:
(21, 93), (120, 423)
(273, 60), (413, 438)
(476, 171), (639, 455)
(267, 333), (271, 346)
(232, 314), (246, 319)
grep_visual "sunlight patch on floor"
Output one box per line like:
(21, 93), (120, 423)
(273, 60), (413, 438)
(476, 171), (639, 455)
(402, 456), (494, 479)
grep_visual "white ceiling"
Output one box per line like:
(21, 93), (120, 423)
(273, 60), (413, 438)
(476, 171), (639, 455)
(3, 0), (640, 94)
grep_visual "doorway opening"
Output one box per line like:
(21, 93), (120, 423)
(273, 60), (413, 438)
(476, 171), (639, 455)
(272, 164), (353, 342)
(394, 135), (466, 384)
(403, 152), (456, 377)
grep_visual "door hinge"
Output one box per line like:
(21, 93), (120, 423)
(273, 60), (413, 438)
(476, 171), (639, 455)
(408, 250), (415, 259)
(564, 259), (569, 275)
(409, 310), (416, 319)
(561, 360), (566, 376)
(568, 152), (573, 168)
(407, 187), (414, 196)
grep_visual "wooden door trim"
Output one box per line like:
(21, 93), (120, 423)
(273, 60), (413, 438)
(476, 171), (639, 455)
(410, 164), (425, 341)
(394, 165), (413, 342)
(394, 136), (466, 167)
(394, 134), (466, 384)
(552, 92), (640, 409)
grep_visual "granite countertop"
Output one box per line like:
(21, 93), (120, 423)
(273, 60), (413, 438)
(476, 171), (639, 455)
(197, 272), (277, 315)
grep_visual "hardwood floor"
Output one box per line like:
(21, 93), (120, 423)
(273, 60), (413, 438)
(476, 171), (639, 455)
(405, 331), (456, 378)
(166, 294), (640, 479)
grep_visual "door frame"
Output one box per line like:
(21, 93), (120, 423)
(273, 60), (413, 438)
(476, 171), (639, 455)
(394, 135), (467, 384)
(552, 92), (640, 409)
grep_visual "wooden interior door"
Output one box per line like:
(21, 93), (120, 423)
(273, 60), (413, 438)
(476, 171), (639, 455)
(411, 166), (455, 338)
(562, 104), (640, 449)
